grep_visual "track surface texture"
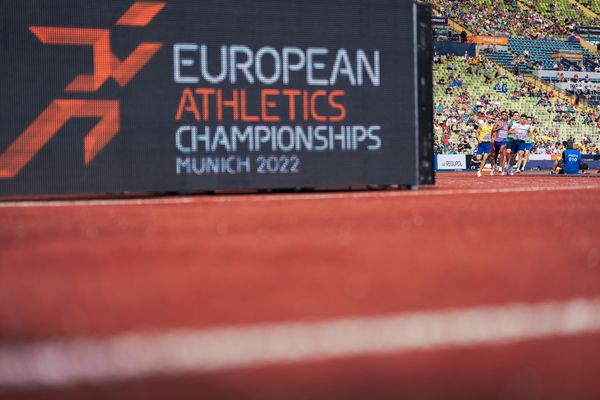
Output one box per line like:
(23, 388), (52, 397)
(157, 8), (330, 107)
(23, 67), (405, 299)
(1, 172), (600, 399)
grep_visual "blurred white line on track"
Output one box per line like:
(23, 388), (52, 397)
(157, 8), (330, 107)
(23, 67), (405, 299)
(1, 183), (599, 208)
(1, 297), (600, 389)
(0, 197), (195, 208)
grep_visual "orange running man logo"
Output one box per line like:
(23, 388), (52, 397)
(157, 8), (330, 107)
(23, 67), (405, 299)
(0, 1), (165, 178)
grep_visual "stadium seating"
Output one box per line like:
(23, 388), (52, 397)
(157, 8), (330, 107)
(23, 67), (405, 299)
(484, 50), (533, 73)
(571, 0), (600, 19)
(506, 37), (591, 69)
(430, 0), (568, 37)
(429, 0), (600, 154)
(523, 0), (599, 27)
(481, 38), (594, 80)
(433, 58), (598, 153)
(590, 0), (600, 15)
(536, 70), (600, 105)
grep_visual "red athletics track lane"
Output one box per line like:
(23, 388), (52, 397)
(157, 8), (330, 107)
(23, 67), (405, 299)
(1, 172), (600, 399)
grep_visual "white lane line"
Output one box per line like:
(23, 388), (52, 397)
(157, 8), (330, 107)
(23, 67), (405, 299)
(0, 197), (195, 208)
(1, 297), (599, 389)
(211, 184), (600, 203)
(0, 183), (599, 208)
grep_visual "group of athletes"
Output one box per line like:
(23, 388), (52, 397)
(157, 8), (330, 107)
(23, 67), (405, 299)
(475, 110), (534, 177)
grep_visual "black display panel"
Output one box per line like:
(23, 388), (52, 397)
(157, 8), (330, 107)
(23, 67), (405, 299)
(417, 2), (435, 186)
(0, 0), (430, 196)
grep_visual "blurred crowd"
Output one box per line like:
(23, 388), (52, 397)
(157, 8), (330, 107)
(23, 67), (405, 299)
(430, 0), (600, 38)
(522, 0), (600, 32)
(431, 0), (563, 39)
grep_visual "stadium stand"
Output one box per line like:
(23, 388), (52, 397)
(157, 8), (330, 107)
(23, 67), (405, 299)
(433, 55), (600, 155)
(430, 0), (600, 156)
(430, 0), (565, 38)
(575, 0), (600, 18)
(535, 70), (600, 104)
(484, 49), (534, 74)
(485, 37), (593, 72)
(523, 0), (600, 29)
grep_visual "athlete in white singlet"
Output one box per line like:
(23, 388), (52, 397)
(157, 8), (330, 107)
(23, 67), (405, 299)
(513, 115), (531, 174)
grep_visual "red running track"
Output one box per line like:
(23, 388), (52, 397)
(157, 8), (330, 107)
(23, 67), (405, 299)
(1, 172), (600, 399)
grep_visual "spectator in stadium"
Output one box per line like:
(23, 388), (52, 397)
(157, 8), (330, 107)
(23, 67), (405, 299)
(583, 134), (591, 146)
